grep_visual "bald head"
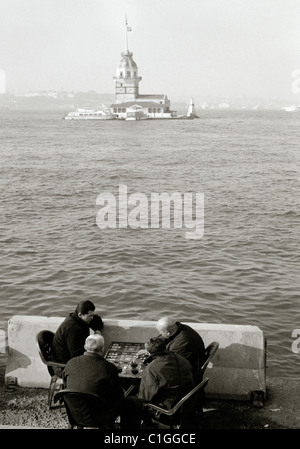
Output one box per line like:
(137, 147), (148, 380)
(84, 334), (105, 354)
(156, 317), (178, 337)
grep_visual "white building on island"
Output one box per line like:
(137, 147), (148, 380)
(110, 20), (177, 119)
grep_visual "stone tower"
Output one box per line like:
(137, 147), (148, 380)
(113, 18), (142, 104)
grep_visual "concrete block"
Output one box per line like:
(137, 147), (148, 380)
(5, 315), (266, 400)
(0, 328), (6, 354)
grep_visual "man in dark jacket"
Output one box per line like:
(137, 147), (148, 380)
(156, 317), (206, 383)
(52, 300), (103, 370)
(139, 337), (195, 408)
(120, 337), (194, 428)
(63, 334), (123, 428)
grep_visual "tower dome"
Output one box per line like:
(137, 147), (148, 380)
(116, 50), (140, 79)
(119, 51), (137, 69)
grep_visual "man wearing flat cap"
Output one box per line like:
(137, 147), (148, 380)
(63, 334), (123, 428)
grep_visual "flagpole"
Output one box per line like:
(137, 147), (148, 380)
(125, 15), (128, 52)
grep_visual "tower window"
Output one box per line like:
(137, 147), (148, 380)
(127, 71), (130, 77)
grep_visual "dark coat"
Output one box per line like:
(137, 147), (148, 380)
(165, 322), (206, 382)
(52, 312), (103, 364)
(63, 352), (123, 408)
(138, 350), (194, 410)
(63, 352), (124, 426)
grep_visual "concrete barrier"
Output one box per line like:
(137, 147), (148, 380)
(5, 315), (266, 400)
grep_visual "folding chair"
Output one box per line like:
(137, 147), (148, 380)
(144, 377), (209, 429)
(200, 341), (219, 379)
(54, 389), (117, 429)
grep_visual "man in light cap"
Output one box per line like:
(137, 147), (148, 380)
(63, 334), (123, 428)
(156, 317), (205, 383)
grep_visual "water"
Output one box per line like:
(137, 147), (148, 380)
(0, 109), (299, 377)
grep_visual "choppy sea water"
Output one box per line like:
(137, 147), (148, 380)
(0, 109), (299, 377)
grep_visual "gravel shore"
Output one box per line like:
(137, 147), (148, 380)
(0, 364), (299, 429)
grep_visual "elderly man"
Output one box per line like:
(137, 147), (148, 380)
(156, 317), (206, 383)
(63, 334), (124, 428)
(139, 337), (194, 407)
(120, 337), (194, 429)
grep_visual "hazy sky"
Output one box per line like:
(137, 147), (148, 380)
(1, 0), (300, 101)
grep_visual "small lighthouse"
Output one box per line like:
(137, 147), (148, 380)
(187, 98), (199, 118)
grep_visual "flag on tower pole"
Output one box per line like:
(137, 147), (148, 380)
(125, 14), (132, 30)
(125, 15), (132, 51)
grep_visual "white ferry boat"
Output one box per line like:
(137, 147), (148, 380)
(64, 105), (116, 120)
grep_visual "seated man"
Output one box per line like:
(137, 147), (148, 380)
(52, 300), (103, 372)
(120, 337), (194, 429)
(156, 317), (206, 383)
(63, 334), (124, 429)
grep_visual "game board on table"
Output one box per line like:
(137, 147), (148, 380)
(104, 341), (148, 377)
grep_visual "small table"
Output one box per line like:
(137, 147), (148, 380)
(104, 341), (148, 396)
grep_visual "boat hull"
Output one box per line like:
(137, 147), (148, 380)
(64, 107), (117, 120)
(64, 115), (116, 120)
